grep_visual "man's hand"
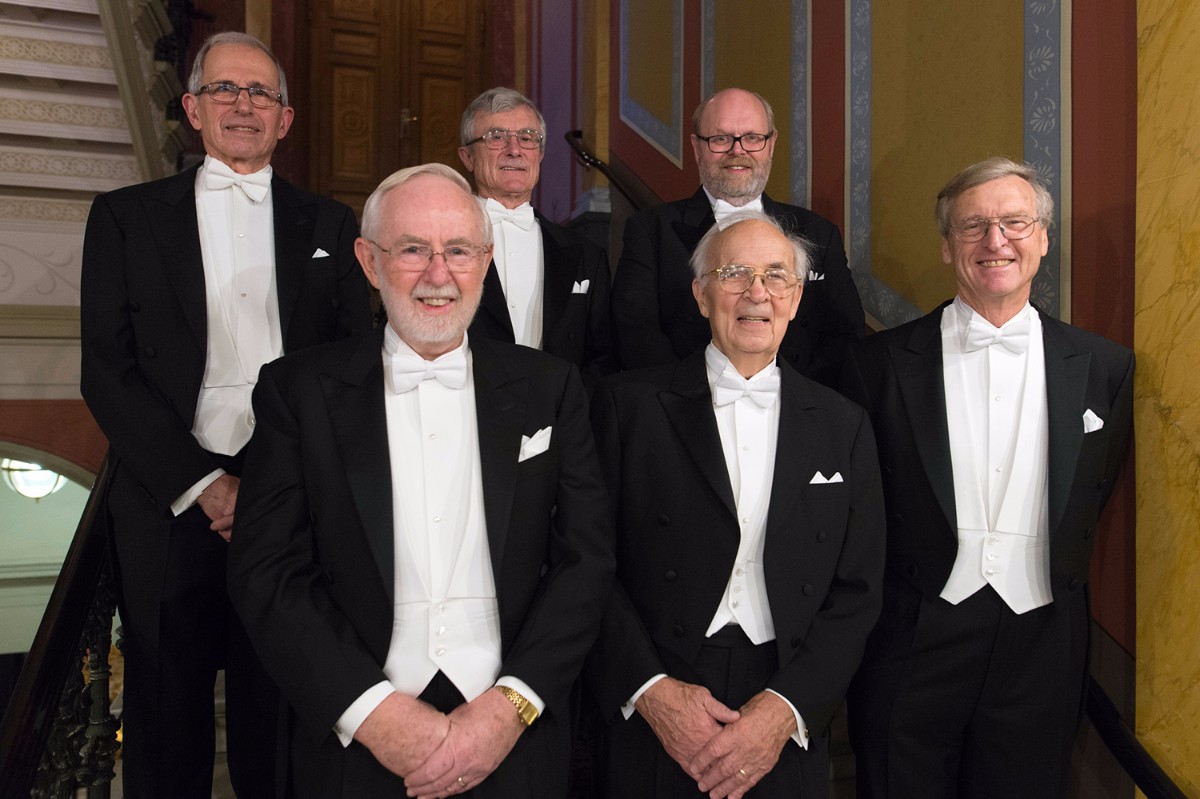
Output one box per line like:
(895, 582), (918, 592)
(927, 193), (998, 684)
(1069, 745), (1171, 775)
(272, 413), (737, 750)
(688, 691), (796, 799)
(353, 693), (450, 779)
(403, 687), (525, 798)
(196, 474), (239, 541)
(636, 677), (740, 774)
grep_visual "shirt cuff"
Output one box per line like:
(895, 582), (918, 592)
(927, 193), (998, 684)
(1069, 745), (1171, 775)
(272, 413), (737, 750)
(621, 673), (667, 720)
(333, 681), (395, 747)
(494, 675), (545, 716)
(765, 689), (808, 750)
(170, 468), (225, 516)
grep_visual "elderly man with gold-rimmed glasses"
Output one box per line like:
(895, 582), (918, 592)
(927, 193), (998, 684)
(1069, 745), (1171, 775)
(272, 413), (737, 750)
(588, 210), (885, 799)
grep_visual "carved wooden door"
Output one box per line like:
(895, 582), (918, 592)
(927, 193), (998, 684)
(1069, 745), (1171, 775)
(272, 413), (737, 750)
(308, 0), (484, 214)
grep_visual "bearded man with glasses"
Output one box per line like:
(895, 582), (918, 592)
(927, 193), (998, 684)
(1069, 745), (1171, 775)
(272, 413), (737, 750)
(612, 88), (864, 389)
(843, 157), (1135, 798)
(456, 88), (614, 385)
(80, 31), (370, 798)
(588, 210), (884, 799)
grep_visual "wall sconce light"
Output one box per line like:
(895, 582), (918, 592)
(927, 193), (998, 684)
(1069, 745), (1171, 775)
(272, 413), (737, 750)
(1, 458), (66, 501)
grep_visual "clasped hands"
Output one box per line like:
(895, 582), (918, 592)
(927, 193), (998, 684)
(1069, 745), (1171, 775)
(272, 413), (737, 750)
(353, 687), (525, 798)
(635, 677), (796, 799)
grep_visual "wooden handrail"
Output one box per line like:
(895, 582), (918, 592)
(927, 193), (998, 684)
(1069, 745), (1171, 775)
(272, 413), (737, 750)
(0, 453), (118, 799)
(564, 130), (649, 211)
(1085, 674), (1188, 799)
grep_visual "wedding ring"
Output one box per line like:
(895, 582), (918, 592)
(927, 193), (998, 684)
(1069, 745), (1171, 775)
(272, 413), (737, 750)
(738, 768), (749, 779)
(457, 776), (467, 787)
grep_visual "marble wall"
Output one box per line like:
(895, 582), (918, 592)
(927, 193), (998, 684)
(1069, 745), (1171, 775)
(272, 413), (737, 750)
(1134, 0), (1200, 792)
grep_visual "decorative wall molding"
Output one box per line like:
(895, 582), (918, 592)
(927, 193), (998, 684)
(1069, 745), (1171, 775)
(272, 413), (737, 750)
(0, 143), (139, 192)
(618, 0), (684, 165)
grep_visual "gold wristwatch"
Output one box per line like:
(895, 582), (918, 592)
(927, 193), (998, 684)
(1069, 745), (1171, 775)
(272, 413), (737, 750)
(498, 686), (538, 727)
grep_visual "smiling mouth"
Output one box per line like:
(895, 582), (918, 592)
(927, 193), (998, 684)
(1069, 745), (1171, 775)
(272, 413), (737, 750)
(978, 259), (1014, 268)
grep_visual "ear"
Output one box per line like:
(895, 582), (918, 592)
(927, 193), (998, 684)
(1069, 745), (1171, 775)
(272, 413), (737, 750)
(941, 237), (953, 265)
(786, 283), (803, 321)
(458, 146), (475, 172)
(354, 238), (382, 290)
(181, 93), (202, 132)
(275, 106), (295, 140)
(692, 279), (711, 319)
(1037, 224), (1049, 257)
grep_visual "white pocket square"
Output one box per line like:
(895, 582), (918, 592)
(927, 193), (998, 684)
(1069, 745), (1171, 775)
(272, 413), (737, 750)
(519, 427), (552, 462)
(809, 272), (826, 281)
(312, 247), (330, 258)
(1082, 409), (1105, 434)
(809, 471), (844, 485)
(572, 280), (590, 294)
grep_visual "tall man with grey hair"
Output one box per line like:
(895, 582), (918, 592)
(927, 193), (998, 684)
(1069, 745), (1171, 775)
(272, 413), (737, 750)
(590, 210), (884, 798)
(81, 31), (371, 798)
(457, 87), (613, 384)
(843, 157), (1135, 797)
(612, 88), (863, 387)
(228, 163), (614, 798)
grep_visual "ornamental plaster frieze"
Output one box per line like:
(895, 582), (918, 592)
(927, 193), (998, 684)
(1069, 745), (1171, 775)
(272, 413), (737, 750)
(0, 92), (130, 143)
(4, 0), (100, 14)
(0, 221), (85, 306)
(0, 27), (114, 85)
(0, 142), (138, 192)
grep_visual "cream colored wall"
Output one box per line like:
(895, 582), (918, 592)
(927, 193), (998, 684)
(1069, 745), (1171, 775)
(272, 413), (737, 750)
(871, 1), (1023, 312)
(1134, 1), (1200, 794)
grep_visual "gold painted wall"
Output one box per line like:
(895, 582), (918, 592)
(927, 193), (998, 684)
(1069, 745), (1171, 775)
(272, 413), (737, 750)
(871, 0), (1023, 312)
(1134, 1), (1200, 793)
(625, 0), (675, 122)
(712, 0), (793, 200)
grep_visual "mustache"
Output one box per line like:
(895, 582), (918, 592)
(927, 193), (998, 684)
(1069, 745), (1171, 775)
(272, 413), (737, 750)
(720, 155), (757, 169)
(413, 284), (462, 299)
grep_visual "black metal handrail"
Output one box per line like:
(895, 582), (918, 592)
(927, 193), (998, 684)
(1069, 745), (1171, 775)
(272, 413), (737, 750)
(0, 453), (119, 799)
(1085, 674), (1188, 798)
(564, 129), (646, 210)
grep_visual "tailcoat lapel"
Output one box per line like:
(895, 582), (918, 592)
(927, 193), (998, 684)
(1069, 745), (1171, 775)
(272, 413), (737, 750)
(764, 365), (819, 537)
(659, 351), (737, 519)
(672, 188), (716, 253)
(537, 213), (577, 342)
(1041, 314), (1092, 534)
(323, 329), (396, 604)
(471, 338), (530, 573)
(477, 262), (516, 340)
(144, 167), (206, 350)
(272, 176), (318, 344)
(891, 306), (957, 532)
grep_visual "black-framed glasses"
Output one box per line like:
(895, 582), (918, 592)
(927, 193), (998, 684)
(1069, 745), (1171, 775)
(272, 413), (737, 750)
(466, 128), (544, 150)
(706, 264), (800, 297)
(950, 215), (1040, 243)
(196, 82), (284, 108)
(694, 131), (773, 153)
(367, 240), (489, 273)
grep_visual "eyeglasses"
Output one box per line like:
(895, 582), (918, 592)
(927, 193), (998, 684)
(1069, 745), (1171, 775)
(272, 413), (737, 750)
(694, 132), (773, 153)
(950, 215), (1040, 243)
(368, 241), (489, 272)
(196, 82), (284, 108)
(466, 128), (544, 150)
(707, 264), (800, 297)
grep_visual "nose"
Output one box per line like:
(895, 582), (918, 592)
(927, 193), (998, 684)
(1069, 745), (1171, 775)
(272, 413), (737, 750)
(500, 134), (523, 155)
(232, 87), (255, 111)
(745, 273), (771, 300)
(982, 220), (1008, 247)
(423, 251), (454, 284)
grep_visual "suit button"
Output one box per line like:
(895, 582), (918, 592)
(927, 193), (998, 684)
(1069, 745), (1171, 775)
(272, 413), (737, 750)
(656, 514), (670, 526)
(143, 346), (156, 358)
(802, 584), (814, 596)
(664, 570), (677, 582)
(816, 531), (828, 543)
(1068, 579), (1082, 591)
(672, 625), (685, 638)
(128, 300), (140, 312)
(907, 565), (919, 578)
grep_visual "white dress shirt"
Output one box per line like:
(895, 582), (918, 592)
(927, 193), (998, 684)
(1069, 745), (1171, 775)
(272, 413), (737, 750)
(171, 156), (282, 515)
(481, 197), (544, 349)
(333, 330), (542, 744)
(940, 298), (1053, 614)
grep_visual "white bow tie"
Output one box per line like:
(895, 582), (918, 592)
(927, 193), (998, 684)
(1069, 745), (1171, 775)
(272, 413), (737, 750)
(964, 314), (1032, 354)
(712, 197), (764, 227)
(205, 162), (271, 203)
(713, 370), (780, 408)
(485, 199), (535, 230)
(387, 349), (469, 393)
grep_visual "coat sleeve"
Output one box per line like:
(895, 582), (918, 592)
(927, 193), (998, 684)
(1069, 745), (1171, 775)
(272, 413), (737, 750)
(611, 211), (682, 370)
(79, 192), (218, 509)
